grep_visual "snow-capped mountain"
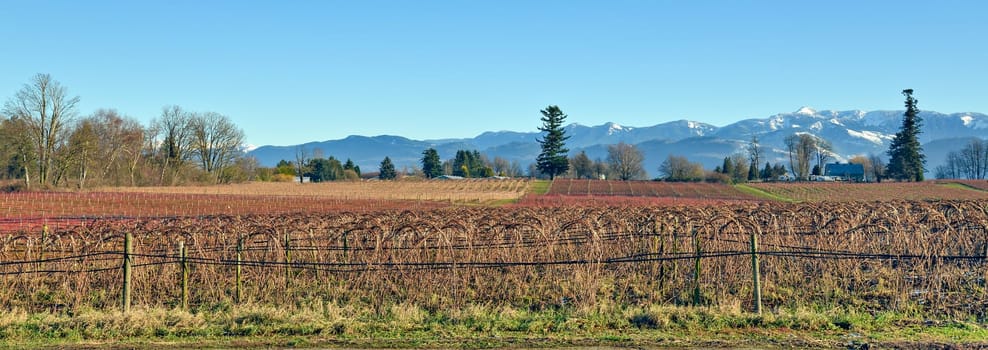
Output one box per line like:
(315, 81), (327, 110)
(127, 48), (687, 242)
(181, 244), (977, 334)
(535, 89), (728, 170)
(248, 108), (988, 178)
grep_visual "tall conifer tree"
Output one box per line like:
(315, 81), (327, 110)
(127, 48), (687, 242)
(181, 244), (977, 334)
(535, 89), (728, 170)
(420, 148), (442, 179)
(378, 156), (397, 180)
(887, 89), (925, 181)
(536, 105), (570, 179)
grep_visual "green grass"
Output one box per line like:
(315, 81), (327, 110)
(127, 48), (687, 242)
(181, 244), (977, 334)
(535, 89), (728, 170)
(530, 180), (552, 195)
(1, 304), (986, 349)
(734, 184), (798, 203)
(939, 181), (988, 192)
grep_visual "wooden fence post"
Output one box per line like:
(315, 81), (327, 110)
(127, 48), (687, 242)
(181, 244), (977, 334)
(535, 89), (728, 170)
(123, 231), (133, 313)
(179, 240), (188, 310)
(656, 222), (666, 293)
(284, 231), (292, 291)
(692, 228), (702, 306)
(236, 235), (243, 304)
(342, 231), (349, 264)
(750, 230), (762, 314)
(39, 225), (47, 269)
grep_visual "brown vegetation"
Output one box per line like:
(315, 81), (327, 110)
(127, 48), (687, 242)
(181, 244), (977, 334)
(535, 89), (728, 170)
(3, 199), (988, 321)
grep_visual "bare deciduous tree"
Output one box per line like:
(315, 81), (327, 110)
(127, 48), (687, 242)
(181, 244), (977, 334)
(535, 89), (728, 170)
(83, 109), (145, 185)
(295, 146), (310, 183)
(868, 153), (886, 182)
(936, 139), (988, 179)
(659, 155), (704, 182)
(785, 133), (817, 180)
(2, 74), (80, 186)
(747, 136), (763, 172)
(0, 117), (36, 187)
(151, 105), (192, 184)
(189, 112), (245, 181)
(607, 142), (646, 180)
(814, 138), (833, 175)
(848, 155), (873, 182)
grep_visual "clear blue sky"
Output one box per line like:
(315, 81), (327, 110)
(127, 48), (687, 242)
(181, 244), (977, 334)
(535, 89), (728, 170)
(2, 1), (986, 147)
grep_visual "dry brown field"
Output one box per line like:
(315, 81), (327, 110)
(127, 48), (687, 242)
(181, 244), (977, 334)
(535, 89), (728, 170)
(748, 181), (988, 202)
(99, 178), (532, 203)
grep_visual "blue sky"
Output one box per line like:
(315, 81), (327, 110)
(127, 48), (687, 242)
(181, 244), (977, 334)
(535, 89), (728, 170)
(2, 1), (986, 147)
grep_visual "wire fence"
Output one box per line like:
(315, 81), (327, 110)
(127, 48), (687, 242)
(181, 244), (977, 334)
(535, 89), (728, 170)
(2, 200), (988, 317)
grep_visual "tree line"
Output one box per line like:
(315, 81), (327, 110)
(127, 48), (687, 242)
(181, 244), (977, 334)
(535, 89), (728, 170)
(532, 90), (931, 183)
(343, 90), (956, 183)
(935, 139), (988, 180)
(1, 74), (249, 190)
(2, 75), (946, 188)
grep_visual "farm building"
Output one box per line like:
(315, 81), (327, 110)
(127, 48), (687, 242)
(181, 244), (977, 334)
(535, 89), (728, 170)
(824, 163), (865, 182)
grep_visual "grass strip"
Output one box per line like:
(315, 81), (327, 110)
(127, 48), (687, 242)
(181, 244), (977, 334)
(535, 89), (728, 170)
(939, 181), (988, 192)
(734, 184), (799, 203)
(530, 180), (552, 195)
(1, 304), (986, 349)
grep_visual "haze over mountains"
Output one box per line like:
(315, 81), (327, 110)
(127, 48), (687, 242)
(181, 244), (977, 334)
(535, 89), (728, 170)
(249, 108), (988, 178)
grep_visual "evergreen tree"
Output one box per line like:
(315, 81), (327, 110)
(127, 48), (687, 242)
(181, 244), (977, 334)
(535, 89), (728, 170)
(721, 157), (734, 175)
(887, 89), (926, 181)
(571, 151), (593, 179)
(343, 158), (359, 176)
(748, 160), (758, 181)
(378, 157), (397, 180)
(420, 148), (442, 178)
(536, 105), (570, 179)
(452, 150), (479, 177)
(306, 157), (343, 182)
(760, 162), (773, 181)
(772, 164), (787, 179)
(470, 150), (487, 177)
(480, 166), (495, 178)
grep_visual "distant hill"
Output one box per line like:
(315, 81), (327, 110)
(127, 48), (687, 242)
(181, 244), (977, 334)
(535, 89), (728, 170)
(249, 107), (988, 178)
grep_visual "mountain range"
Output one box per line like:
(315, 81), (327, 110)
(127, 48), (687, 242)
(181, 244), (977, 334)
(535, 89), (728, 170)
(248, 107), (988, 178)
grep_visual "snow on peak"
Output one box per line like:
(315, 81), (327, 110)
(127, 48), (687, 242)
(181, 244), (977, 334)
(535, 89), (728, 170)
(846, 129), (890, 145)
(795, 106), (817, 115)
(961, 115), (973, 126)
(605, 122), (631, 135)
(809, 121), (823, 131)
(768, 115), (785, 130)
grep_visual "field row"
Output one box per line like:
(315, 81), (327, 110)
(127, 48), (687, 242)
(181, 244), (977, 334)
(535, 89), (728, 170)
(748, 181), (988, 202)
(100, 179), (531, 202)
(4, 180), (988, 233)
(0, 192), (448, 232)
(546, 179), (765, 201)
(547, 179), (988, 203)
